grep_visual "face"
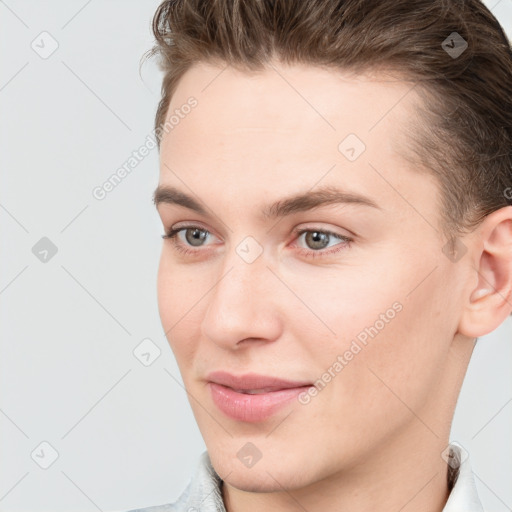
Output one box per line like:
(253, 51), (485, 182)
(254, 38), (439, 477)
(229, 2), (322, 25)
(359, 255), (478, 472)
(155, 61), (468, 492)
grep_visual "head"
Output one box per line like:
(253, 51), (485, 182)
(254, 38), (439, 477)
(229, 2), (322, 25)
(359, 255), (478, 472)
(147, 0), (512, 495)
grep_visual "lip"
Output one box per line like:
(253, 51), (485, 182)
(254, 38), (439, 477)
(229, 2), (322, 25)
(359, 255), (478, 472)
(206, 371), (313, 422)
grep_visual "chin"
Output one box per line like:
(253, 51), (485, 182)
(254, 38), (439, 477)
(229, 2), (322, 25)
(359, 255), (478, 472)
(209, 449), (315, 493)
(224, 475), (284, 493)
(222, 467), (306, 494)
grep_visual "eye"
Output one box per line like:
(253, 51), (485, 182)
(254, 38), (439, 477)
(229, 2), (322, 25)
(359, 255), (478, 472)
(293, 228), (353, 258)
(164, 226), (209, 246)
(161, 225), (214, 255)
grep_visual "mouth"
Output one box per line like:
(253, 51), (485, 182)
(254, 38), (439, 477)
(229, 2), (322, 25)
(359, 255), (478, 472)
(206, 371), (314, 422)
(206, 370), (312, 390)
(231, 387), (289, 394)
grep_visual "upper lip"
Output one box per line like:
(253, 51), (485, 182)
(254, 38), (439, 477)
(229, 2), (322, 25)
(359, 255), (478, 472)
(206, 371), (312, 391)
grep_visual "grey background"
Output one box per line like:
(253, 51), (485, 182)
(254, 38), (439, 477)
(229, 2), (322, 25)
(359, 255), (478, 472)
(1, 1), (511, 511)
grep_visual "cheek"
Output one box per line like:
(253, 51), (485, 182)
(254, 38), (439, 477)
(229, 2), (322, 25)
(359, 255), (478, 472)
(282, 261), (404, 354)
(331, 274), (451, 419)
(157, 248), (205, 321)
(293, 251), (452, 407)
(156, 252), (177, 327)
(157, 251), (201, 363)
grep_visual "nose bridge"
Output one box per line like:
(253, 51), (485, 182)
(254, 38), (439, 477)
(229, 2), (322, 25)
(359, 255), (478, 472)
(200, 238), (281, 346)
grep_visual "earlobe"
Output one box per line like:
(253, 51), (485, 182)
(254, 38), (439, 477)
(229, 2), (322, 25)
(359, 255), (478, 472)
(458, 206), (512, 338)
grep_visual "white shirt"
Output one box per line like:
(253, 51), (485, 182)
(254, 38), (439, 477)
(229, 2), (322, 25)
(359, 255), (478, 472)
(128, 443), (484, 512)
(443, 443), (484, 511)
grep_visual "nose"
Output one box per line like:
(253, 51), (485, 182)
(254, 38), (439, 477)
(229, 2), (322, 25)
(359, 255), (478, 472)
(200, 246), (283, 350)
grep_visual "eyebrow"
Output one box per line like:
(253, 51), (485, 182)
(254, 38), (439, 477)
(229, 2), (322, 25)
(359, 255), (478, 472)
(153, 184), (381, 219)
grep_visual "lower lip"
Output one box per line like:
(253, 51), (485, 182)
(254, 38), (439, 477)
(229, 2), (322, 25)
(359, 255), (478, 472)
(208, 382), (312, 422)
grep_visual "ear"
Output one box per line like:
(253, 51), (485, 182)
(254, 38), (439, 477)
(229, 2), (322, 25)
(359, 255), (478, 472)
(458, 205), (512, 338)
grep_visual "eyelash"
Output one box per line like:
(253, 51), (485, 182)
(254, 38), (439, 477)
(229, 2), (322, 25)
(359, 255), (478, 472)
(161, 225), (353, 259)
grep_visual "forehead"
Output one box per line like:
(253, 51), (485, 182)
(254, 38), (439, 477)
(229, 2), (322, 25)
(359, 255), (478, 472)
(158, 61), (437, 226)
(161, 61), (419, 164)
(166, 61), (418, 136)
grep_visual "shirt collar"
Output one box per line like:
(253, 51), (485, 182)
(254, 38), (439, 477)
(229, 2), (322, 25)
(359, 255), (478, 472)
(442, 443), (484, 512)
(171, 450), (225, 512)
(173, 443), (483, 512)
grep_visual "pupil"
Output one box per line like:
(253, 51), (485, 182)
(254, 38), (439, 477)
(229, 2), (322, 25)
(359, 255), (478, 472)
(187, 228), (207, 246)
(307, 231), (328, 249)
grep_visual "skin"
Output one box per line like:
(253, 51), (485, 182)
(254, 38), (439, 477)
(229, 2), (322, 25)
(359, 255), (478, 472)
(154, 60), (512, 512)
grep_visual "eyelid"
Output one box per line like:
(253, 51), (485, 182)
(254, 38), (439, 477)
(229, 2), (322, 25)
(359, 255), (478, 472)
(164, 223), (352, 241)
(291, 222), (356, 239)
(169, 220), (213, 233)
(292, 227), (351, 242)
(164, 221), (220, 241)
(163, 224), (217, 243)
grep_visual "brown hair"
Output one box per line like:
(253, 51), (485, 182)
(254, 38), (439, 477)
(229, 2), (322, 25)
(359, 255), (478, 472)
(144, 0), (512, 243)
